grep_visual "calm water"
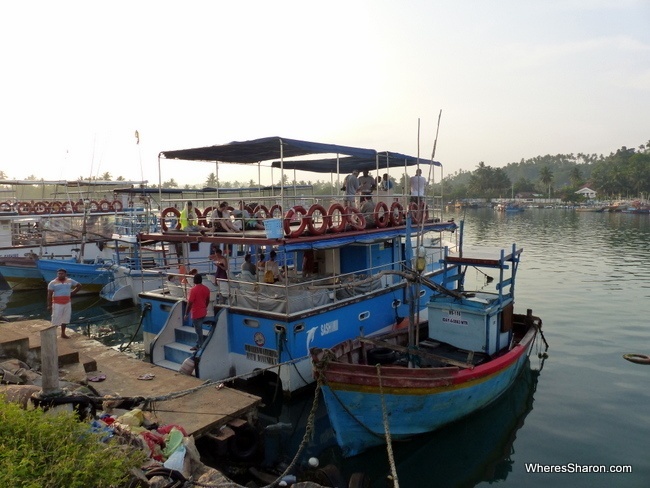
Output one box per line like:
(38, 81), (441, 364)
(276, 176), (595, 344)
(365, 208), (650, 488)
(4, 209), (649, 487)
(274, 209), (650, 488)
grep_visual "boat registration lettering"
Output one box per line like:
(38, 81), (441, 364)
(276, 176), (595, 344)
(442, 310), (469, 326)
(245, 344), (278, 365)
(320, 320), (339, 336)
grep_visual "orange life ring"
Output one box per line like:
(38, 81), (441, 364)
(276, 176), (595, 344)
(283, 206), (307, 238)
(327, 203), (347, 233)
(623, 354), (650, 365)
(374, 201), (389, 228)
(112, 200), (123, 212)
(409, 202), (422, 224)
(73, 201), (85, 213)
(253, 204), (269, 218)
(88, 200), (100, 212)
(161, 207), (181, 231)
(0, 201), (11, 212)
(390, 202), (404, 226)
(98, 199), (112, 212)
(199, 206), (214, 227)
(269, 204), (283, 219)
(409, 201), (429, 224)
(346, 207), (366, 231)
(16, 202), (33, 215)
(49, 201), (62, 214)
(33, 201), (47, 215)
(306, 204), (330, 235)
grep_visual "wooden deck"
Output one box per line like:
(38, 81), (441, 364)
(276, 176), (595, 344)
(0, 319), (261, 438)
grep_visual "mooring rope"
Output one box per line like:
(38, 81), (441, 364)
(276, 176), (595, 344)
(376, 364), (400, 488)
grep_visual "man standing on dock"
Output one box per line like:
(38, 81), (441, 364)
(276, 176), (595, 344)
(185, 274), (210, 350)
(46, 268), (81, 339)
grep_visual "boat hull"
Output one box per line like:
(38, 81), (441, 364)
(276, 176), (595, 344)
(37, 259), (113, 294)
(313, 319), (538, 457)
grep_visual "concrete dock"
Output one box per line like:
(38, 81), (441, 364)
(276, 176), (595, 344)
(0, 319), (261, 438)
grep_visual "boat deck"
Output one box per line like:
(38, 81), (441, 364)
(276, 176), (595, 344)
(0, 320), (261, 438)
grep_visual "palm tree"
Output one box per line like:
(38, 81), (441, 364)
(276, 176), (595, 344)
(539, 167), (554, 199)
(569, 167), (582, 188)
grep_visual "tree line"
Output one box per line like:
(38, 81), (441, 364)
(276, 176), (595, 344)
(2, 140), (648, 203)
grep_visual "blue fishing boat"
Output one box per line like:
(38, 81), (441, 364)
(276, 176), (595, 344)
(310, 237), (545, 457)
(37, 258), (114, 294)
(137, 136), (458, 395)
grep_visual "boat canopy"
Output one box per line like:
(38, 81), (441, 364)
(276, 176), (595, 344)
(159, 136), (376, 163)
(271, 152), (441, 173)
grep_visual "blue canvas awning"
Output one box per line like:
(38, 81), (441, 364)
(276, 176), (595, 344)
(159, 136), (377, 163)
(271, 151), (441, 173)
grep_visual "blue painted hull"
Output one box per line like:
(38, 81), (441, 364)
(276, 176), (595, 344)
(318, 330), (536, 457)
(37, 259), (113, 293)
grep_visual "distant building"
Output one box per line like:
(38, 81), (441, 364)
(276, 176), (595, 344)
(576, 187), (597, 199)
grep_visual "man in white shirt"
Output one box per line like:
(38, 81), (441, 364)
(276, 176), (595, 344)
(410, 168), (427, 203)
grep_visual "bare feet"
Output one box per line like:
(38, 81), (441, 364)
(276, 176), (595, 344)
(61, 334), (70, 339)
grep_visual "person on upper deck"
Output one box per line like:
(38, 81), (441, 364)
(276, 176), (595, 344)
(410, 168), (427, 203)
(343, 169), (360, 207)
(179, 201), (201, 232)
(358, 170), (376, 202)
(380, 173), (394, 194)
(211, 202), (240, 233)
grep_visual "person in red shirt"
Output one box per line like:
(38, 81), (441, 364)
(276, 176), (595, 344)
(184, 274), (211, 350)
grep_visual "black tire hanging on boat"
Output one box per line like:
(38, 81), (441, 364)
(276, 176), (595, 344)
(227, 423), (260, 461)
(367, 347), (397, 365)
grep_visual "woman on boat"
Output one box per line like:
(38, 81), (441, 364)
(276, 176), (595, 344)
(264, 250), (281, 282)
(211, 248), (229, 303)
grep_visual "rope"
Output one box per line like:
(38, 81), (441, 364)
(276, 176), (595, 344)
(376, 364), (399, 488)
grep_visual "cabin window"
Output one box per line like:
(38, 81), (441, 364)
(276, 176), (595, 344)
(189, 242), (199, 252)
(392, 299), (401, 309)
(359, 311), (370, 321)
(293, 323), (305, 333)
(243, 318), (260, 328)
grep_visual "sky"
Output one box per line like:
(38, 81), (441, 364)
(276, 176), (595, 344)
(1, 1), (649, 187)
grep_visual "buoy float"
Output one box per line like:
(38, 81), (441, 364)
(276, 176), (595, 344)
(389, 201), (404, 226)
(160, 207), (181, 231)
(32, 202), (47, 214)
(283, 206), (307, 238)
(269, 204), (283, 219)
(16, 202), (32, 215)
(306, 204), (330, 235)
(374, 201), (389, 228)
(327, 203), (347, 233)
(98, 199), (112, 212)
(346, 207), (366, 230)
(623, 353), (650, 365)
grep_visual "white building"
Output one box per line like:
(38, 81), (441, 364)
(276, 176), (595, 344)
(575, 187), (597, 199)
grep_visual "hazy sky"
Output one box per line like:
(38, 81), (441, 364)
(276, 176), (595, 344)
(1, 1), (648, 186)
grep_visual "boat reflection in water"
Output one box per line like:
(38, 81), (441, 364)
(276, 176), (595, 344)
(342, 359), (544, 487)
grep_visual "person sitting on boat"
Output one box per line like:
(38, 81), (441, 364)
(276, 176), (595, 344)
(358, 169), (376, 202)
(344, 169), (360, 207)
(359, 198), (376, 228)
(210, 202), (239, 233)
(264, 250), (281, 283)
(256, 252), (267, 275)
(302, 249), (315, 278)
(179, 201), (208, 232)
(240, 253), (257, 281)
(233, 208), (265, 230)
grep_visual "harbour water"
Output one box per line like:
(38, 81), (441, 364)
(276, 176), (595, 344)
(2, 208), (649, 487)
